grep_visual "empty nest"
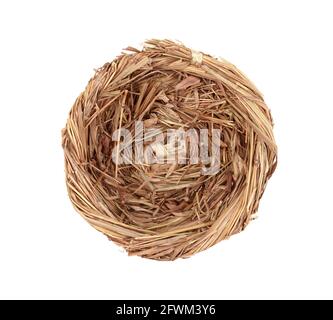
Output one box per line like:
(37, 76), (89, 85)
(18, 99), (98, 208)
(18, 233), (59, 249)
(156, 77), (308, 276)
(62, 39), (277, 260)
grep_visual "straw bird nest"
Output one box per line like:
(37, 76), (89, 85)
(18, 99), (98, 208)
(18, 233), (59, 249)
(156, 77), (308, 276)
(62, 39), (277, 260)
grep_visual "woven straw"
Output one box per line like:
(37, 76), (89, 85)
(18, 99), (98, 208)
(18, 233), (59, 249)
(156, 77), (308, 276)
(62, 39), (277, 260)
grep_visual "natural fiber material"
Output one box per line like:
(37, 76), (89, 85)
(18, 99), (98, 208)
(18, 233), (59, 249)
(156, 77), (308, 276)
(62, 39), (277, 260)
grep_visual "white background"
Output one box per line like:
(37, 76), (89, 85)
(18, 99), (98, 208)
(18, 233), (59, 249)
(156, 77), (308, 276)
(0, 0), (332, 300)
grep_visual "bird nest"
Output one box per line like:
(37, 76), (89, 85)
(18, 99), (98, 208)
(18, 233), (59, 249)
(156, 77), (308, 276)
(62, 39), (277, 260)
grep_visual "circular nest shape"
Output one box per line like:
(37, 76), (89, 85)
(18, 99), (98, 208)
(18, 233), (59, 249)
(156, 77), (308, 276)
(62, 39), (277, 260)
